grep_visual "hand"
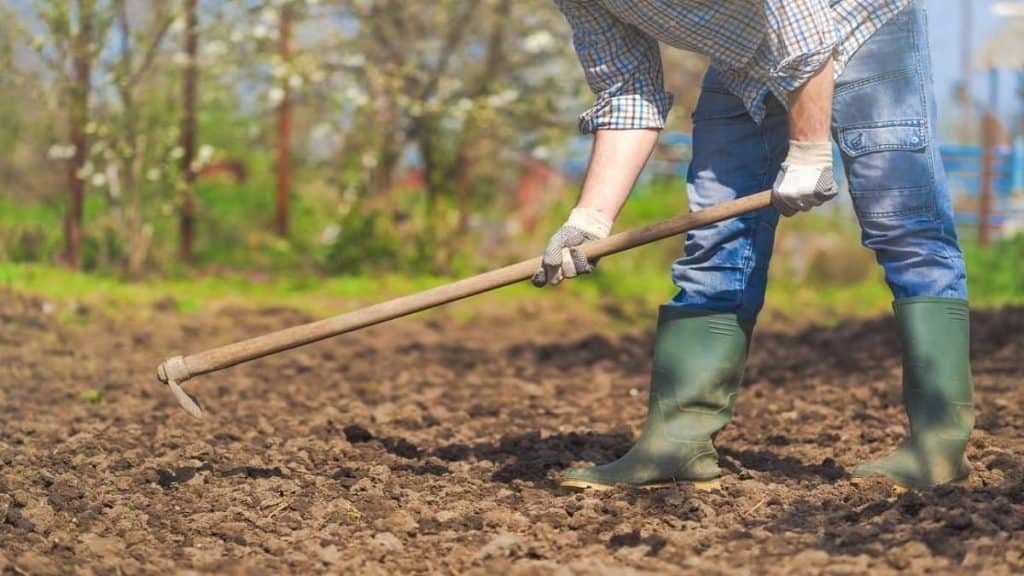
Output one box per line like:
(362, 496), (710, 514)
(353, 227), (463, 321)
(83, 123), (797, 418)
(772, 140), (837, 217)
(531, 207), (613, 287)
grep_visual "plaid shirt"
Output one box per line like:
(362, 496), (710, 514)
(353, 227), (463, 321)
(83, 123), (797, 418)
(555, 0), (912, 132)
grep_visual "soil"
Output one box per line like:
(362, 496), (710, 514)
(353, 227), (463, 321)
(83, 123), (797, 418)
(0, 292), (1021, 575)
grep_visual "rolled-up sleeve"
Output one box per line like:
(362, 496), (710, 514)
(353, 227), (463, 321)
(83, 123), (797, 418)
(555, 0), (673, 134)
(761, 0), (837, 93)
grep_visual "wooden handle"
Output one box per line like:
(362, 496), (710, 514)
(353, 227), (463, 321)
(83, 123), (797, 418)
(158, 190), (771, 384)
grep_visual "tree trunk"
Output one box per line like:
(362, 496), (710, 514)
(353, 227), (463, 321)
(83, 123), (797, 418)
(115, 0), (143, 277)
(64, 0), (94, 268)
(180, 0), (198, 262)
(275, 3), (293, 237)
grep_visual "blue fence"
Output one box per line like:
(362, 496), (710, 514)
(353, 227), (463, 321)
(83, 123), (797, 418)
(562, 133), (1024, 232)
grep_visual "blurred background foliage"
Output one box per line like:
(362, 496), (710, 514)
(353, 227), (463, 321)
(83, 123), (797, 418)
(0, 0), (1021, 322)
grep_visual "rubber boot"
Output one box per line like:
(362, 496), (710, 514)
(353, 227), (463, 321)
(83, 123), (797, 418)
(561, 307), (752, 490)
(854, 297), (974, 488)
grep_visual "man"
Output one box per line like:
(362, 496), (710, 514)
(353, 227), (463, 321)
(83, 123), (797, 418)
(536, 0), (973, 490)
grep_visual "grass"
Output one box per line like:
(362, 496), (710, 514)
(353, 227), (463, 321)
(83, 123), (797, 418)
(4, 230), (1020, 331)
(2, 173), (1021, 328)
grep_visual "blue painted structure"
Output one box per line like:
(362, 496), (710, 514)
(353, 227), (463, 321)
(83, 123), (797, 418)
(560, 133), (1024, 231)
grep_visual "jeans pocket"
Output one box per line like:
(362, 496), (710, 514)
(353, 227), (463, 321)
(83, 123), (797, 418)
(849, 186), (935, 219)
(839, 119), (936, 219)
(838, 119), (928, 157)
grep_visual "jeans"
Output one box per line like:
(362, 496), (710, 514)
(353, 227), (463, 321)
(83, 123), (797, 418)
(669, 1), (967, 320)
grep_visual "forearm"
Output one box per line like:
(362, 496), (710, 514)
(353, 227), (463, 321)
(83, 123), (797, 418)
(787, 57), (834, 142)
(576, 129), (660, 220)
(773, 57), (838, 217)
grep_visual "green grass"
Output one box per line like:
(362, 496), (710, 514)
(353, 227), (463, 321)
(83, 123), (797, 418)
(4, 229), (1020, 330)
(3, 172), (1021, 327)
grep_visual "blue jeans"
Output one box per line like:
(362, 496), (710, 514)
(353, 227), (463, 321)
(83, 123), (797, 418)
(669, 2), (967, 320)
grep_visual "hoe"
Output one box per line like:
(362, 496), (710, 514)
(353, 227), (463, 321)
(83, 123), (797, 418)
(157, 191), (771, 418)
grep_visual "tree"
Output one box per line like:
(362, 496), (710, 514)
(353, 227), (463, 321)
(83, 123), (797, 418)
(332, 0), (583, 271)
(24, 0), (112, 268)
(111, 0), (174, 275)
(179, 0), (198, 263)
(275, 1), (293, 237)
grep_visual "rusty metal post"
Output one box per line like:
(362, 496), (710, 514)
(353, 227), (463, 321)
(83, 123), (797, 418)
(979, 110), (997, 247)
(960, 0), (973, 144)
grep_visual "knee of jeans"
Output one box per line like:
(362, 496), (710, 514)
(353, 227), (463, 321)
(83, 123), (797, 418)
(670, 215), (774, 319)
(859, 211), (966, 298)
(676, 217), (761, 269)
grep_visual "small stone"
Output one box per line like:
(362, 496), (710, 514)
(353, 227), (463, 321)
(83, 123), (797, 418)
(944, 510), (972, 530)
(16, 551), (58, 576)
(376, 510), (418, 534)
(367, 465), (391, 482)
(372, 531), (404, 554)
(0, 493), (11, 521)
(319, 544), (342, 564)
(262, 536), (287, 556)
(477, 532), (524, 559)
(792, 549), (830, 565)
(20, 498), (56, 533)
(77, 534), (125, 558)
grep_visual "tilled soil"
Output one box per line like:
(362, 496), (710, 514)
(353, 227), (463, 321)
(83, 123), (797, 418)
(0, 292), (1021, 575)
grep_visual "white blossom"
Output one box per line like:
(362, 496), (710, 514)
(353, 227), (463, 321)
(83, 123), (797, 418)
(146, 168), (162, 182)
(48, 144), (76, 160)
(104, 165), (120, 197)
(203, 40), (228, 59)
(267, 86), (286, 105)
(320, 224), (340, 245)
(339, 54), (366, 68)
(197, 144), (215, 165)
(523, 31), (555, 54)
(76, 161), (94, 179)
(342, 85), (369, 107)
(486, 89), (520, 108)
(260, 7), (281, 26)
(169, 16), (186, 35)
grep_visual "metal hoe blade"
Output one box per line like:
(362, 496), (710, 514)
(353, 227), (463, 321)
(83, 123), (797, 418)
(157, 356), (204, 418)
(167, 380), (204, 418)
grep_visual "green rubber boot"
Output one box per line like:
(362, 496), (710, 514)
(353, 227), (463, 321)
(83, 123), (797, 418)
(853, 297), (975, 488)
(561, 307), (752, 490)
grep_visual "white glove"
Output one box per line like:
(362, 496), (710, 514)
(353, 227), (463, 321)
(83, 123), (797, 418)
(772, 140), (838, 217)
(531, 207), (613, 287)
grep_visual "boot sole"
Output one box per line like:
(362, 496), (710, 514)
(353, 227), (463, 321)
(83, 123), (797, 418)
(560, 478), (721, 492)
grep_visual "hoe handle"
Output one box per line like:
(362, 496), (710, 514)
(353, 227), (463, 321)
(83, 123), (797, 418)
(158, 190), (771, 386)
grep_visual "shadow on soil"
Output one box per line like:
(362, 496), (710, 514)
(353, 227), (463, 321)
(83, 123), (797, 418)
(342, 424), (853, 487)
(749, 477), (1024, 563)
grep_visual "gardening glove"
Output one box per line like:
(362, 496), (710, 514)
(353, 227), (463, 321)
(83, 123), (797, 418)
(772, 140), (837, 217)
(531, 206), (613, 287)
